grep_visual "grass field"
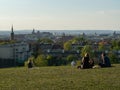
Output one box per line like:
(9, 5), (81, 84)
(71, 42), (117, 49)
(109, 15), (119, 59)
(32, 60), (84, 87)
(0, 64), (120, 90)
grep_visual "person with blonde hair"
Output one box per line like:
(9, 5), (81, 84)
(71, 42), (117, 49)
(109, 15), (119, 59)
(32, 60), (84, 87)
(81, 53), (90, 69)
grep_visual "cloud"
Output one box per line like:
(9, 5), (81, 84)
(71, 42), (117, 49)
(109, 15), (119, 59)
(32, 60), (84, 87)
(96, 10), (120, 15)
(96, 11), (105, 15)
(108, 10), (120, 14)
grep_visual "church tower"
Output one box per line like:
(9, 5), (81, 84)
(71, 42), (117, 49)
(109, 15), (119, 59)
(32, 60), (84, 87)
(10, 25), (14, 40)
(32, 28), (35, 34)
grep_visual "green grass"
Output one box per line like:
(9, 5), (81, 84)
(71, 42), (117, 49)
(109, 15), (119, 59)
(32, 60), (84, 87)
(0, 64), (120, 90)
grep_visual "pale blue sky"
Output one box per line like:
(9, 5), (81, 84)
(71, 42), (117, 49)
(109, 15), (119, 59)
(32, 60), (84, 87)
(0, 0), (120, 30)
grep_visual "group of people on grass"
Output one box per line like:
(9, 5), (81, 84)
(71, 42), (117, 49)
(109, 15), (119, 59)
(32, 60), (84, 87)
(78, 52), (111, 69)
(27, 52), (111, 69)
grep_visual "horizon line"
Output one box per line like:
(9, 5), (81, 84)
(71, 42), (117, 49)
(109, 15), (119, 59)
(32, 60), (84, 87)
(0, 29), (120, 31)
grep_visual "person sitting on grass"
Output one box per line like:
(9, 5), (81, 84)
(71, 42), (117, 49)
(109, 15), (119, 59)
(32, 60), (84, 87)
(71, 60), (76, 67)
(99, 53), (111, 68)
(81, 53), (91, 69)
(28, 59), (33, 68)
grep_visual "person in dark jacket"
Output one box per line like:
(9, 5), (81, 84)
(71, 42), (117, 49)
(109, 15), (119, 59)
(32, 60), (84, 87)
(28, 59), (33, 68)
(81, 53), (90, 69)
(99, 53), (111, 67)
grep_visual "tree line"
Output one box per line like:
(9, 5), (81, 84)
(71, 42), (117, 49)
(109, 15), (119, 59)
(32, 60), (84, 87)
(25, 36), (120, 67)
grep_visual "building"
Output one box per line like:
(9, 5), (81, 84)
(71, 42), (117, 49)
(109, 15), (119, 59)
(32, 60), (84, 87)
(0, 42), (31, 67)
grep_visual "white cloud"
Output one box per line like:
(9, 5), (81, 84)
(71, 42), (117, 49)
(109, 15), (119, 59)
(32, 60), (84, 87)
(96, 11), (105, 15)
(96, 10), (120, 15)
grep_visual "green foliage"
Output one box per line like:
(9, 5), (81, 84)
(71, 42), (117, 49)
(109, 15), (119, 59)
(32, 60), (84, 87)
(63, 36), (87, 51)
(113, 46), (120, 50)
(47, 55), (67, 66)
(111, 40), (117, 47)
(24, 61), (29, 67)
(28, 55), (67, 67)
(0, 40), (16, 45)
(34, 55), (47, 67)
(71, 36), (85, 44)
(67, 55), (77, 62)
(38, 38), (54, 44)
(108, 52), (119, 64)
(76, 46), (83, 50)
(98, 43), (105, 51)
(111, 40), (120, 50)
(46, 55), (54, 66)
(64, 41), (72, 51)
(71, 36), (88, 46)
(81, 45), (94, 58)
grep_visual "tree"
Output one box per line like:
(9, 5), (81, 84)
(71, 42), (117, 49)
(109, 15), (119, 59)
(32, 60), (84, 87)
(34, 55), (47, 67)
(98, 42), (105, 51)
(111, 40), (120, 50)
(71, 36), (86, 45)
(47, 55), (67, 66)
(63, 36), (87, 51)
(111, 40), (117, 48)
(67, 55), (77, 62)
(38, 38), (54, 44)
(64, 41), (72, 51)
(81, 45), (94, 58)
(46, 55), (54, 66)
(108, 52), (119, 64)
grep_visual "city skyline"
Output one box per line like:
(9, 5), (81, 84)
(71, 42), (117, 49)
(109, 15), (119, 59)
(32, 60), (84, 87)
(0, 0), (120, 30)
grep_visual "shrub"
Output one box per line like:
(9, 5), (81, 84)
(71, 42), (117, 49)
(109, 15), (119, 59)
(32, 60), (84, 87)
(34, 55), (47, 67)
(67, 55), (77, 63)
(108, 52), (119, 64)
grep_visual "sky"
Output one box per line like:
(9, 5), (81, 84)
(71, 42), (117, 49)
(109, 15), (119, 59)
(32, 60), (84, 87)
(0, 0), (120, 30)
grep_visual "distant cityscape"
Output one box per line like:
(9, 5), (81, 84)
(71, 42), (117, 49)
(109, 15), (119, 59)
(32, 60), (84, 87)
(0, 26), (120, 67)
(0, 29), (120, 35)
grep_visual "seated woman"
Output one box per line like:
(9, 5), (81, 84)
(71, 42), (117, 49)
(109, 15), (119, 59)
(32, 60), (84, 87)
(81, 53), (91, 69)
(99, 53), (111, 67)
(28, 59), (33, 68)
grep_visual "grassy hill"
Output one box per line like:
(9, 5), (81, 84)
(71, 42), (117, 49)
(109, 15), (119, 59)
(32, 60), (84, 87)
(0, 64), (120, 90)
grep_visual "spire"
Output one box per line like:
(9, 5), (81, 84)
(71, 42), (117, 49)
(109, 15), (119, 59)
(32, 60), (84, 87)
(11, 25), (14, 33)
(32, 28), (35, 34)
(10, 25), (14, 40)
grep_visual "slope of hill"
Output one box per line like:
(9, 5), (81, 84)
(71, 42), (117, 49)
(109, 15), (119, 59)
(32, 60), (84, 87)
(0, 64), (120, 90)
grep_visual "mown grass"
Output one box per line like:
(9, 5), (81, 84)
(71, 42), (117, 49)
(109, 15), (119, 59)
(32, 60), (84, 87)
(0, 64), (120, 90)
